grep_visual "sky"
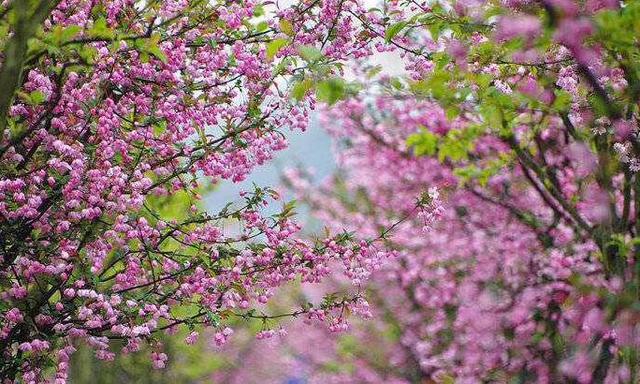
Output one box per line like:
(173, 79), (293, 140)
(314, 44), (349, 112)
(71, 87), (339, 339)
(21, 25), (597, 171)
(203, 115), (335, 214)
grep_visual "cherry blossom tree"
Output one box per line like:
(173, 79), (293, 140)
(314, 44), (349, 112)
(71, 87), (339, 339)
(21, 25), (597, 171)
(0, 1), (412, 382)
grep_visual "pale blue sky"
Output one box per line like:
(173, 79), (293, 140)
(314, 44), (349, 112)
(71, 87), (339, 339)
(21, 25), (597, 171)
(203, 116), (334, 214)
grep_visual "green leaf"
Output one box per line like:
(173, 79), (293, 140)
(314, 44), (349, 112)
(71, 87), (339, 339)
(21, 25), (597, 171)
(19, 90), (46, 105)
(366, 65), (383, 79)
(438, 128), (482, 162)
(78, 46), (98, 64)
(410, 70), (452, 100)
(291, 78), (314, 101)
(441, 375), (455, 384)
(552, 89), (572, 112)
(253, 4), (265, 17)
(432, 52), (452, 69)
(87, 17), (115, 39)
(385, 21), (408, 42)
(256, 21), (270, 33)
(133, 34), (167, 63)
(298, 45), (323, 62)
(316, 78), (346, 105)
(153, 120), (167, 137)
(587, 93), (609, 117)
(279, 19), (294, 36)
(205, 310), (221, 327)
(28, 90), (46, 105)
(428, 20), (444, 40)
(276, 200), (297, 220)
(446, 105), (460, 120)
(406, 129), (438, 156)
(50, 25), (81, 46)
(266, 38), (289, 60)
(389, 77), (404, 90)
(146, 34), (167, 63)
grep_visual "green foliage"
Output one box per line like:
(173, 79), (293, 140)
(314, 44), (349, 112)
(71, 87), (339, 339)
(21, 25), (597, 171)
(406, 125), (483, 163)
(255, 20), (270, 33)
(291, 78), (314, 101)
(438, 127), (482, 162)
(316, 78), (347, 105)
(594, 3), (640, 50)
(69, 331), (225, 384)
(454, 154), (512, 187)
(47, 25), (81, 46)
(298, 45), (323, 62)
(478, 87), (517, 136)
(275, 200), (297, 220)
(551, 89), (572, 112)
(365, 65), (383, 79)
(18, 90), (46, 105)
(410, 70), (454, 100)
(87, 17), (115, 39)
(279, 19), (294, 36)
(0, 0), (59, 133)
(145, 189), (197, 223)
(134, 34), (167, 63)
(266, 38), (288, 60)
(384, 21), (408, 42)
(406, 128), (438, 156)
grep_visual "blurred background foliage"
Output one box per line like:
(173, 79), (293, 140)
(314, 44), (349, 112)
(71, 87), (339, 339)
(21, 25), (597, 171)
(69, 333), (223, 384)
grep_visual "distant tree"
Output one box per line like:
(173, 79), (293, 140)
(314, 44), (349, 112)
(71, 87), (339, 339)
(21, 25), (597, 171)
(272, 1), (640, 383)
